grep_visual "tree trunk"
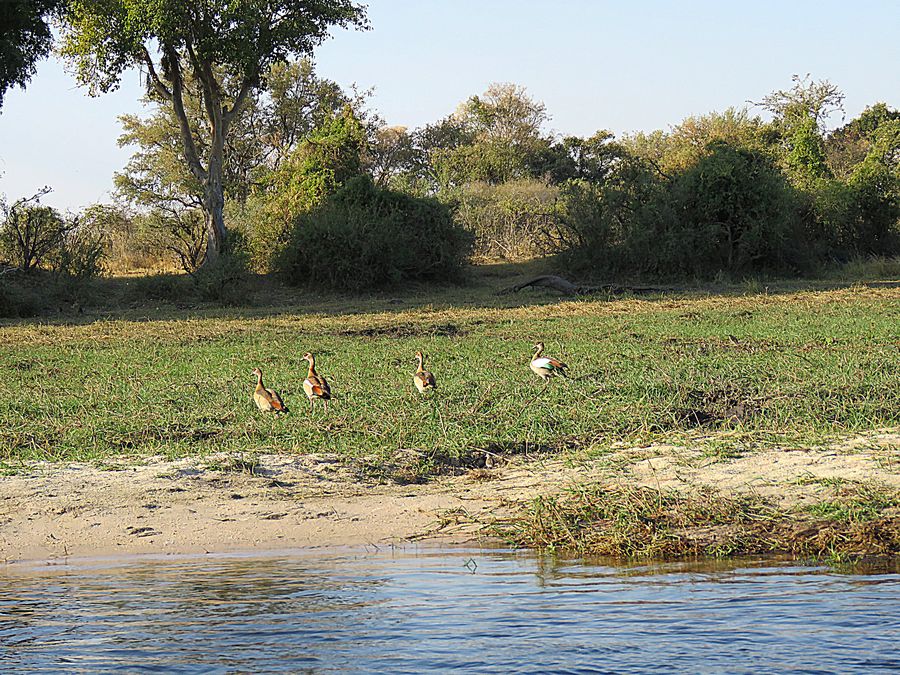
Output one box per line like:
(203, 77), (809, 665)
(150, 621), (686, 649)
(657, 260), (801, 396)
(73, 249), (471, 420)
(203, 125), (228, 265)
(203, 180), (226, 264)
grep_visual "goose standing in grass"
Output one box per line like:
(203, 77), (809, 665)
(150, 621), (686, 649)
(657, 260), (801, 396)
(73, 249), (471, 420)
(251, 368), (289, 414)
(530, 342), (569, 382)
(302, 352), (332, 412)
(413, 350), (437, 393)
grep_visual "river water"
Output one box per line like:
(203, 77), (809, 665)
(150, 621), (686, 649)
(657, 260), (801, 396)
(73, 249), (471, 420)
(1, 547), (898, 673)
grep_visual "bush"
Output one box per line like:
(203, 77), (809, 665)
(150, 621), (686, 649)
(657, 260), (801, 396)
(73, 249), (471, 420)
(278, 176), (472, 291)
(243, 108), (368, 273)
(0, 197), (69, 271)
(54, 226), (106, 278)
(556, 158), (665, 277)
(560, 143), (813, 279)
(451, 179), (559, 260)
(59, 204), (174, 275)
(650, 143), (811, 276)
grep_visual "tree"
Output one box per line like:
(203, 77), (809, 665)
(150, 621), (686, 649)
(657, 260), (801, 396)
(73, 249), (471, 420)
(622, 108), (776, 177)
(59, 0), (367, 265)
(0, 188), (70, 270)
(827, 103), (900, 179)
(432, 83), (553, 188)
(257, 59), (354, 172)
(367, 125), (419, 188)
(114, 58), (352, 258)
(758, 74), (845, 133)
(0, 0), (63, 107)
(458, 83), (549, 147)
(662, 142), (807, 275)
(241, 107), (367, 270)
(757, 75), (844, 185)
(550, 131), (624, 184)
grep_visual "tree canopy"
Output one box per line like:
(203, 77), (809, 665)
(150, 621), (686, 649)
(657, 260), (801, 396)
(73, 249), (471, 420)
(0, 0), (64, 107)
(59, 0), (367, 263)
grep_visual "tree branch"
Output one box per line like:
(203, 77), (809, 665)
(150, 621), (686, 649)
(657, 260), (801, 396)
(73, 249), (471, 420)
(164, 44), (207, 183)
(184, 38), (218, 131)
(141, 47), (172, 101)
(223, 77), (256, 132)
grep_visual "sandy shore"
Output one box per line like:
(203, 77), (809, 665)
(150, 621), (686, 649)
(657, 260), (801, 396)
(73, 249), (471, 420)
(2, 432), (898, 564)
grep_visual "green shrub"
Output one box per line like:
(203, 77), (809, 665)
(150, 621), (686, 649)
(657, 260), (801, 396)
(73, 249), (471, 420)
(278, 176), (472, 291)
(556, 159), (666, 277)
(560, 143), (813, 279)
(0, 200), (69, 271)
(243, 108), (367, 273)
(54, 227), (106, 278)
(650, 142), (811, 276)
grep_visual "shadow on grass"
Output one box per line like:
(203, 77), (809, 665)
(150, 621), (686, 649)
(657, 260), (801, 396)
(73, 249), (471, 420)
(2, 256), (898, 327)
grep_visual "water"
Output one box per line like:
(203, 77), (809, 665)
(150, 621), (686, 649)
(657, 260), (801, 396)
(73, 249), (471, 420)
(1, 548), (899, 674)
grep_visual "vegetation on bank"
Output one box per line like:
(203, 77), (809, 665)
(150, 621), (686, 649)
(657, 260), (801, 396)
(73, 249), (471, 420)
(496, 482), (900, 561)
(0, 270), (896, 471)
(4, 73), (898, 294)
(1, 3), (898, 563)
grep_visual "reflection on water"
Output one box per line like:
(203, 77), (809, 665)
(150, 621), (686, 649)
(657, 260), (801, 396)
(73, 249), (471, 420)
(1, 548), (898, 673)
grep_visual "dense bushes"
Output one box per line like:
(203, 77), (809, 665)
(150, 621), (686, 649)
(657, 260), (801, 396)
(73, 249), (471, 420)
(278, 176), (472, 291)
(557, 113), (899, 280)
(651, 143), (809, 276)
(241, 108), (367, 272)
(556, 143), (816, 279)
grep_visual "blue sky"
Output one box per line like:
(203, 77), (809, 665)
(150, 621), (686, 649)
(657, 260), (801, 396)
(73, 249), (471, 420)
(1, 0), (898, 212)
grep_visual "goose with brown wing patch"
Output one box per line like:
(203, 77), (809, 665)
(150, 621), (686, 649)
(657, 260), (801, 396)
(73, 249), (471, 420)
(251, 368), (289, 413)
(302, 352), (331, 412)
(529, 342), (569, 382)
(413, 350), (437, 393)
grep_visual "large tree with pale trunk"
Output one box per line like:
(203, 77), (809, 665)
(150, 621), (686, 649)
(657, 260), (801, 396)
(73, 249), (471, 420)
(59, 0), (367, 265)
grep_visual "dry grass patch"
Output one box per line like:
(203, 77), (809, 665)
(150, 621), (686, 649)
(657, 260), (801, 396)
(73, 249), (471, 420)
(498, 481), (900, 561)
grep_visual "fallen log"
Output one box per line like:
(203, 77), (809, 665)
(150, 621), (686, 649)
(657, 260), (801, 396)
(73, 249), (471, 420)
(498, 275), (666, 296)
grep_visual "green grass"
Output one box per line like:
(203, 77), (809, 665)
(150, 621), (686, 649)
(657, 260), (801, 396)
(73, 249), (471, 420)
(803, 483), (900, 523)
(0, 269), (898, 470)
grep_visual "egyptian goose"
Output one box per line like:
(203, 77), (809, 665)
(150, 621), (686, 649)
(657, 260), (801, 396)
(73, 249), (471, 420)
(302, 352), (331, 412)
(413, 350), (437, 393)
(251, 367), (289, 413)
(530, 342), (569, 382)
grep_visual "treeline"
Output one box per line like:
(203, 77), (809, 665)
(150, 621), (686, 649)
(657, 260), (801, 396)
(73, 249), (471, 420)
(2, 69), (899, 298)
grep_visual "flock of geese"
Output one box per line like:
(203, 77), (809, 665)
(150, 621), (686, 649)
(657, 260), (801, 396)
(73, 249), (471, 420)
(252, 342), (569, 414)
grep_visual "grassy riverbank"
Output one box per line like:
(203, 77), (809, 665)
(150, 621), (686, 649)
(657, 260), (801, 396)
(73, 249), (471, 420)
(2, 266), (897, 468)
(1, 265), (898, 561)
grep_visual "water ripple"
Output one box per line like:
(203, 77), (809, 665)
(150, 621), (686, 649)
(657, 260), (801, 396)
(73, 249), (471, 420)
(1, 550), (898, 673)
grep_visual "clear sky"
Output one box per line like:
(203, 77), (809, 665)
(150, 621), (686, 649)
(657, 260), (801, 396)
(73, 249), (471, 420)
(1, 0), (898, 212)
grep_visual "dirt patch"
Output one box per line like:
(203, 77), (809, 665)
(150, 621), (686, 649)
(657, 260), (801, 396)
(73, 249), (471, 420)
(0, 444), (614, 563)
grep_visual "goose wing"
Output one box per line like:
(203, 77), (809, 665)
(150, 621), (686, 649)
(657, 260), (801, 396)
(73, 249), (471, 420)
(415, 370), (437, 389)
(305, 374), (331, 399)
(268, 388), (288, 412)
